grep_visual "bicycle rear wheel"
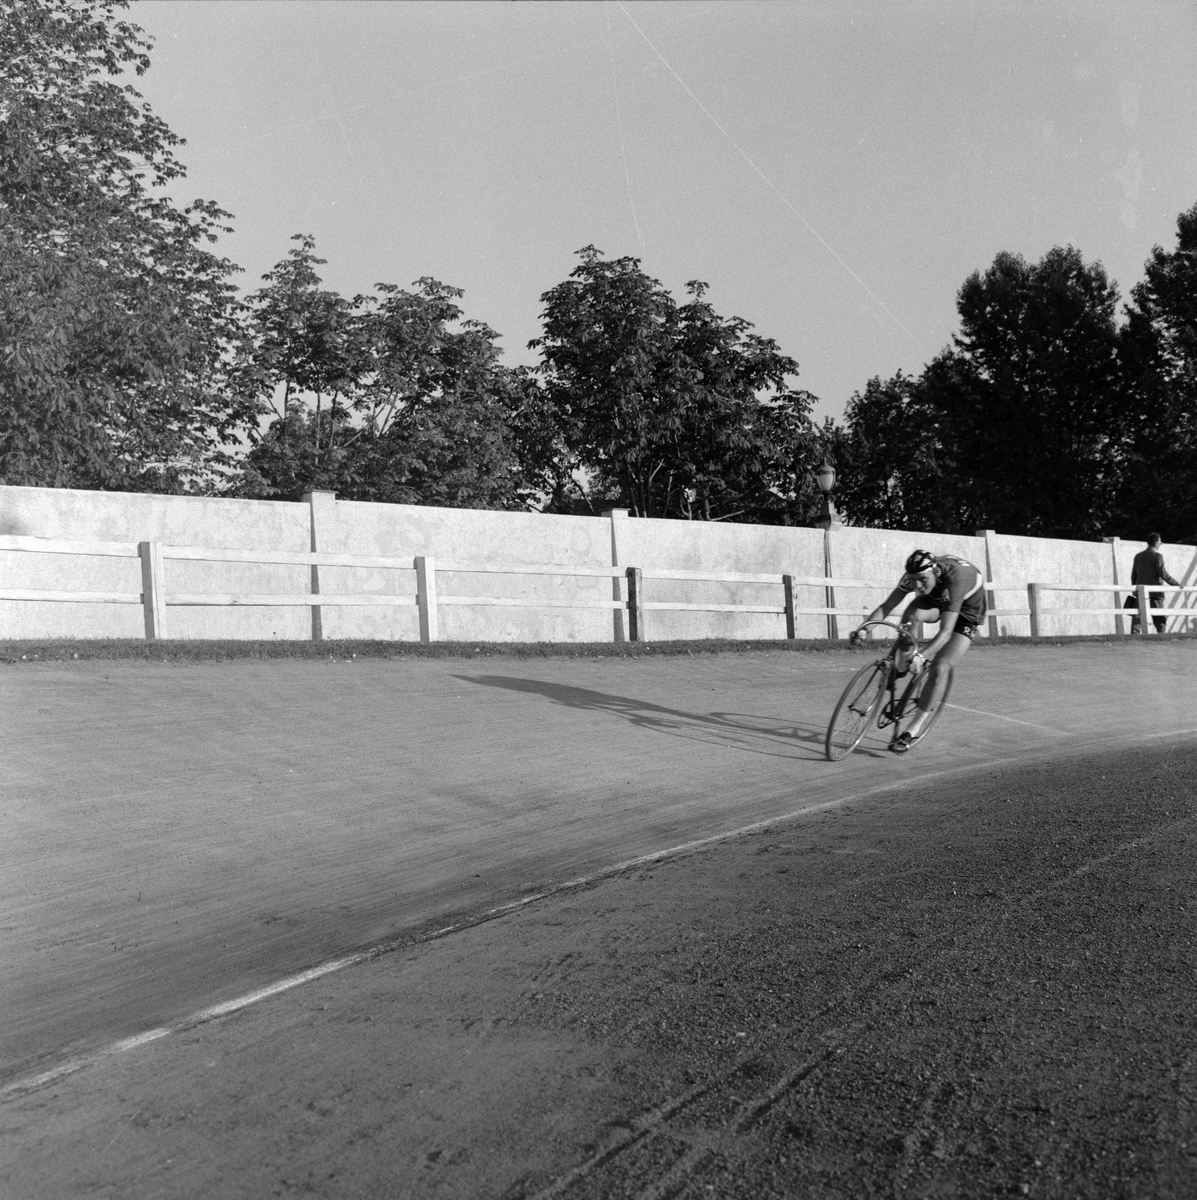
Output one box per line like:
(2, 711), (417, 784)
(825, 660), (888, 761)
(895, 666), (955, 743)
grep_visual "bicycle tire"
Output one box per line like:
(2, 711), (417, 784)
(825, 659), (888, 761)
(894, 666), (954, 743)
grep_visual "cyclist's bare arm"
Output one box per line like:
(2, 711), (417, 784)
(862, 587), (908, 628)
(852, 587), (910, 643)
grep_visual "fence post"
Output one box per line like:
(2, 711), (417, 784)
(139, 541), (167, 640)
(626, 566), (644, 642)
(416, 556), (439, 642)
(604, 508), (629, 643)
(783, 574), (796, 639)
(1136, 584), (1151, 635)
(1027, 583), (1041, 638)
(823, 527), (839, 641)
(976, 529), (999, 640)
(304, 490), (337, 642)
(1104, 536), (1125, 635)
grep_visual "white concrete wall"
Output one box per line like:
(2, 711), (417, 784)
(0, 486), (311, 640)
(988, 533), (1115, 637)
(614, 517), (827, 641)
(314, 499), (616, 643)
(2, 483), (1191, 642)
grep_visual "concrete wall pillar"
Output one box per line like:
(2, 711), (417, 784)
(976, 529), (999, 639)
(304, 490), (337, 642)
(604, 508), (630, 643)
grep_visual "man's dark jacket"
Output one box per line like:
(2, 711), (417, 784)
(1131, 548), (1179, 590)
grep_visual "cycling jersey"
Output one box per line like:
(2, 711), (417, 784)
(905, 554), (987, 630)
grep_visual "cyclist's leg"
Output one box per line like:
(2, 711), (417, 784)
(900, 599), (941, 630)
(903, 629), (971, 737)
(920, 631), (970, 705)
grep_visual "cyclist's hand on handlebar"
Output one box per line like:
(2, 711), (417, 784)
(848, 628), (864, 646)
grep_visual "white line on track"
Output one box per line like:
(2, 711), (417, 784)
(1143, 726), (1197, 741)
(944, 702), (1072, 735)
(6, 726), (1196, 1102)
(191, 956), (366, 1022)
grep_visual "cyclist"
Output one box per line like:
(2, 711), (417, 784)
(850, 549), (987, 753)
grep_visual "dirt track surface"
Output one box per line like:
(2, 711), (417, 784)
(3, 640), (1197, 1197)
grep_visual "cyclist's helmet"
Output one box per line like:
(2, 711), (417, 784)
(904, 549), (937, 575)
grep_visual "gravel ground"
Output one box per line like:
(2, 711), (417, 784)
(4, 737), (1195, 1199)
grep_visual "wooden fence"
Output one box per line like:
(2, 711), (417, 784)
(0, 534), (897, 642)
(3, 534), (1193, 642)
(1025, 581), (1197, 637)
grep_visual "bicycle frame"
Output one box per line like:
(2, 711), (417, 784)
(825, 620), (952, 760)
(865, 621), (921, 739)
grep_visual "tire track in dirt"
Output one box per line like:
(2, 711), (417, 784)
(521, 811), (1196, 1199)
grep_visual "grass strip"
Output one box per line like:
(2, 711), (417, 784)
(1, 632), (1193, 665)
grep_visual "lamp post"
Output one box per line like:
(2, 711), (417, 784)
(814, 462), (841, 530)
(813, 462), (841, 638)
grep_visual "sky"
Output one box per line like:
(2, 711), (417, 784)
(130, 0), (1197, 424)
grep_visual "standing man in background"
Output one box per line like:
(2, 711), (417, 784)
(1130, 533), (1180, 634)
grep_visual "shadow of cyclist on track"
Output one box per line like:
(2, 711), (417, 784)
(452, 674), (829, 761)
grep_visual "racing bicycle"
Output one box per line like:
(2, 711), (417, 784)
(824, 620), (954, 761)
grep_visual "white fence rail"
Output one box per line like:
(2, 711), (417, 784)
(1025, 580), (1197, 637)
(0, 535), (897, 643)
(3, 534), (1192, 643)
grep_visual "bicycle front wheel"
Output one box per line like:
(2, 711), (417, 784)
(825, 660), (888, 761)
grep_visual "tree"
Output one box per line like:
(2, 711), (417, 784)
(238, 239), (542, 509)
(841, 247), (1126, 537)
(531, 246), (675, 516)
(834, 369), (962, 532)
(233, 235), (369, 498)
(668, 282), (824, 523)
(946, 247), (1125, 538)
(1118, 202), (1197, 541)
(532, 247), (823, 522)
(348, 277), (539, 509)
(0, 0), (258, 491)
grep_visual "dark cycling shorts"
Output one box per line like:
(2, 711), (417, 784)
(910, 602), (982, 640)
